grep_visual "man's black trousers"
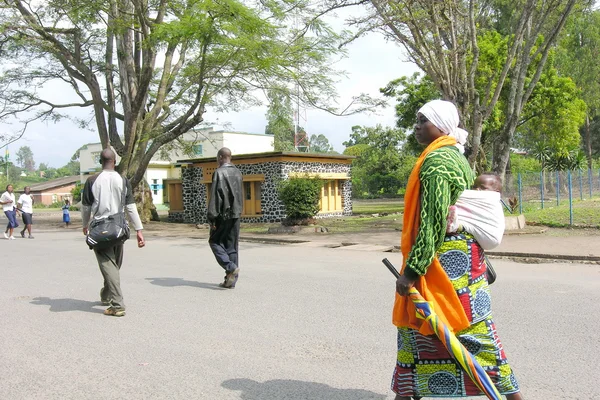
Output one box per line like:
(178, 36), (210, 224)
(208, 218), (240, 273)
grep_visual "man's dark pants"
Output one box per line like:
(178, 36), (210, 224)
(209, 218), (240, 273)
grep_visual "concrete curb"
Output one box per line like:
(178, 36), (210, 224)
(486, 251), (600, 263)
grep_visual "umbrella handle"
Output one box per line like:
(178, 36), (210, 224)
(381, 258), (402, 279)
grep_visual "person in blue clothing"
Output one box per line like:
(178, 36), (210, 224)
(62, 199), (71, 227)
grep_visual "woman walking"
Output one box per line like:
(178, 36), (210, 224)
(391, 100), (522, 399)
(1, 184), (19, 240)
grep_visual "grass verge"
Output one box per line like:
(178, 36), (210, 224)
(519, 198), (600, 228)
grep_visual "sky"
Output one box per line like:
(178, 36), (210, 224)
(0, 9), (420, 168)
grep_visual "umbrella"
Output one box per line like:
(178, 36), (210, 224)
(382, 258), (502, 400)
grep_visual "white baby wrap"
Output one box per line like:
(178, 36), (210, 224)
(447, 190), (505, 250)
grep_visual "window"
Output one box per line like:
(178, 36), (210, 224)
(192, 144), (203, 156)
(92, 152), (101, 165)
(151, 179), (159, 195)
(319, 180), (343, 213)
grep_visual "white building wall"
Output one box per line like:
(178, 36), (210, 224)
(222, 133), (273, 156)
(146, 167), (170, 205)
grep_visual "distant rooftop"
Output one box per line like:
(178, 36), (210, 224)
(29, 176), (80, 191)
(177, 151), (354, 165)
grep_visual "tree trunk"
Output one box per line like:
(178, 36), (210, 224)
(467, 112), (484, 171)
(133, 179), (160, 223)
(492, 119), (516, 182)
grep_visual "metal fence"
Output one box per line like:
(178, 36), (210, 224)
(503, 169), (600, 225)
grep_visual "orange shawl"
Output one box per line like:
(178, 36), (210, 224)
(393, 136), (470, 335)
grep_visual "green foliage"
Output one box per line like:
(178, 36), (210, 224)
(277, 175), (323, 221)
(516, 59), (586, 156)
(309, 134), (335, 153)
(509, 154), (542, 173)
(71, 183), (83, 203)
(265, 88), (295, 152)
(556, 9), (600, 118)
(343, 125), (413, 198)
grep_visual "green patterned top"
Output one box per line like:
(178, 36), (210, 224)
(404, 146), (475, 279)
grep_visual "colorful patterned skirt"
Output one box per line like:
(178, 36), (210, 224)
(391, 233), (520, 397)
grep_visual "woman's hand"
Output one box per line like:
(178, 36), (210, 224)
(396, 275), (417, 296)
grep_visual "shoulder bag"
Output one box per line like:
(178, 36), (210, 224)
(86, 176), (131, 249)
(484, 255), (497, 284)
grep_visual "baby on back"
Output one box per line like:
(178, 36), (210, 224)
(447, 173), (505, 250)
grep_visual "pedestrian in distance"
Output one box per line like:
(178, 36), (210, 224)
(1, 184), (19, 240)
(62, 199), (71, 228)
(18, 186), (34, 239)
(207, 147), (243, 289)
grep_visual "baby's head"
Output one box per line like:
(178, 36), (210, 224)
(473, 172), (502, 193)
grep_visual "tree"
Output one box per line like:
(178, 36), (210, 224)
(265, 89), (295, 152)
(352, 0), (582, 178)
(16, 146), (35, 172)
(513, 62), (586, 158)
(343, 125), (413, 197)
(8, 164), (20, 182)
(38, 163), (48, 172)
(555, 8), (600, 169)
(0, 0), (375, 204)
(309, 134), (335, 153)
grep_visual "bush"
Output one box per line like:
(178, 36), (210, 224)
(71, 183), (83, 202)
(277, 175), (323, 223)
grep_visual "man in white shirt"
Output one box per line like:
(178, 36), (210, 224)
(1, 184), (19, 240)
(81, 148), (145, 317)
(17, 186), (34, 239)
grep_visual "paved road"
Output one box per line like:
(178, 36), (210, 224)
(0, 231), (598, 399)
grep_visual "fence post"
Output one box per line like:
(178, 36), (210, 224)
(556, 171), (560, 206)
(518, 173), (522, 215)
(589, 168), (593, 199)
(579, 169), (583, 200)
(568, 171), (573, 225)
(541, 171), (544, 209)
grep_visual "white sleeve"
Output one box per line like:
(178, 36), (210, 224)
(126, 204), (144, 231)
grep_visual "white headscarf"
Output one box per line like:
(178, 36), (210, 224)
(417, 99), (468, 153)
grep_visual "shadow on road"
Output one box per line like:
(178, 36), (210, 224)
(146, 277), (226, 291)
(30, 297), (105, 314)
(221, 378), (386, 400)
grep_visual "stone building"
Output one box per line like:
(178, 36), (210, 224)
(168, 152), (354, 224)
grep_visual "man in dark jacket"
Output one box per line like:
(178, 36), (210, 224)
(208, 147), (243, 288)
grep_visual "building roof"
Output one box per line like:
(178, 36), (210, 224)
(177, 151), (355, 165)
(29, 176), (80, 192)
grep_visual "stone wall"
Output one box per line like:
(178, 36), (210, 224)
(182, 166), (204, 224)
(168, 211), (185, 223)
(177, 160), (353, 224)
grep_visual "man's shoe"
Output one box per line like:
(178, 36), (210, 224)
(218, 281), (235, 289)
(20, 230), (25, 238)
(104, 307), (125, 317)
(28, 236), (34, 239)
(224, 267), (239, 288)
